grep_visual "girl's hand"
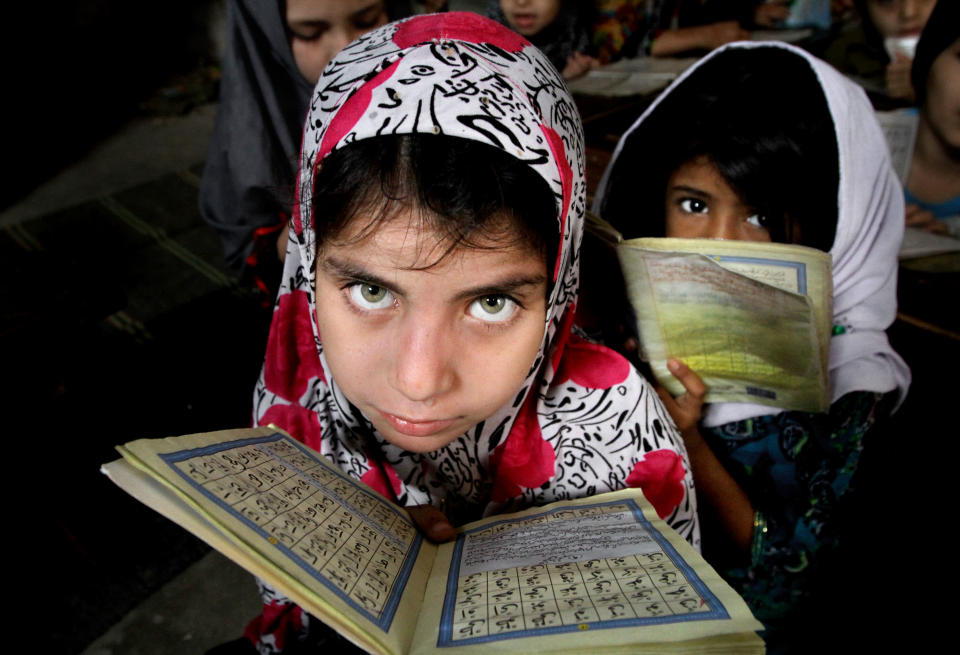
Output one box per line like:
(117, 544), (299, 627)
(700, 21), (750, 50)
(562, 52), (598, 80)
(754, 1), (791, 27)
(407, 504), (456, 543)
(656, 358), (706, 435)
(906, 203), (949, 235)
(885, 54), (915, 101)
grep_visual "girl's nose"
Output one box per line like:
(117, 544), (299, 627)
(391, 318), (457, 403)
(901, 0), (918, 20)
(329, 27), (355, 57)
(704, 214), (740, 241)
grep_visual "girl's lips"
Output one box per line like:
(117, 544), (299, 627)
(512, 13), (536, 29)
(379, 411), (458, 437)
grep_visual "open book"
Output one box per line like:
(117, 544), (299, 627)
(102, 426), (764, 654)
(587, 213), (833, 413)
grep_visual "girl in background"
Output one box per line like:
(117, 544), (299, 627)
(594, 41), (909, 648)
(199, 1), (408, 295)
(486, 0), (599, 79)
(825, 0), (937, 102)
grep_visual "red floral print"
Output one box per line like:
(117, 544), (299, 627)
(263, 290), (325, 402)
(554, 333), (631, 389)
(625, 450), (687, 519)
(490, 393), (556, 502)
(393, 13), (528, 51)
(260, 404), (323, 452)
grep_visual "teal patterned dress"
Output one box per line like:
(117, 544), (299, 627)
(700, 391), (893, 643)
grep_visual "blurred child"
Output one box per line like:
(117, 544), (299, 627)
(904, 1), (960, 235)
(591, 0), (790, 63)
(199, 0), (405, 295)
(487, 0), (599, 78)
(245, 12), (699, 650)
(825, 0), (936, 101)
(595, 41), (909, 647)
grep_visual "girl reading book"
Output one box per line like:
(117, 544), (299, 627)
(243, 12), (699, 651)
(593, 42), (910, 647)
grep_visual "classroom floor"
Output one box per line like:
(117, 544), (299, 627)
(4, 102), (271, 654)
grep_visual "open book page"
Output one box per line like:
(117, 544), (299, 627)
(107, 427), (436, 655)
(409, 489), (763, 654)
(565, 57), (696, 97)
(617, 238), (832, 412)
(900, 226), (960, 260)
(876, 109), (919, 184)
(749, 29), (813, 44)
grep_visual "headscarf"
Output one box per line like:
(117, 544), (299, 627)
(593, 41), (911, 427)
(253, 12), (698, 544)
(199, 0), (313, 272)
(199, 0), (410, 273)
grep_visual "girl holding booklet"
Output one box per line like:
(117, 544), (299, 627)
(240, 12), (699, 652)
(593, 42), (911, 647)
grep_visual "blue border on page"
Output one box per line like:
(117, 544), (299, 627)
(159, 432), (420, 631)
(436, 499), (729, 647)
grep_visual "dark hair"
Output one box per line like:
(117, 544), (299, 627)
(599, 47), (839, 252)
(911, 1), (960, 108)
(310, 134), (559, 269)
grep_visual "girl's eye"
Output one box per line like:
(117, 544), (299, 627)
(289, 24), (329, 42)
(679, 198), (708, 214)
(348, 283), (395, 310)
(468, 295), (518, 323)
(745, 214), (769, 229)
(354, 14), (382, 29)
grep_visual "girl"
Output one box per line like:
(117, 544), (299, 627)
(199, 0), (407, 293)
(246, 12), (698, 651)
(594, 42), (910, 646)
(824, 0), (937, 102)
(486, 0), (599, 79)
(904, 0), (960, 236)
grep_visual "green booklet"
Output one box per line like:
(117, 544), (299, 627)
(103, 426), (764, 654)
(588, 213), (832, 413)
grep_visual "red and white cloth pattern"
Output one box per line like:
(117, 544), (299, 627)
(249, 12), (699, 652)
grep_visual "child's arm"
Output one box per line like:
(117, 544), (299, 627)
(650, 21), (749, 57)
(658, 359), (754, 555)
(906, 203), (950, 235)
(885, 53), (916, 102)
(753, 0), (791, 27)
(562, 52), (599, 80)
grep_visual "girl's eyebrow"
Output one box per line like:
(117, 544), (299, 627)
(351, 1), (384, 19)
(320, 255), (547, 299)
(321, 256), (399, 293)
(451, 273), (548, 301)
(668, 185), (711, 198)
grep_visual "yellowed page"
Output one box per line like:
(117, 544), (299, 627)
(110, 426), (436, 655)
(408, 489), (763, 654)
(618, 237), (832, 412)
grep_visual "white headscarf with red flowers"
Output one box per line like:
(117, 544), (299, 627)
(252, 13), (698, 544)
